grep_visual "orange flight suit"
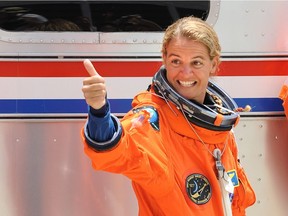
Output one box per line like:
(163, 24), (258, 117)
(81, 90), (256, 216)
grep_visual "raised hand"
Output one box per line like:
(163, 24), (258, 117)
(82, 59), (107, 110)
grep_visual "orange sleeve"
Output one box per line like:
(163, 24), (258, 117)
(279, 82), (288, 119)
(229, 132), (256, 215)
(80, 111), (173, 197)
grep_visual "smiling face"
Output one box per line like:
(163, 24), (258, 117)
(163, 36), (217, 103)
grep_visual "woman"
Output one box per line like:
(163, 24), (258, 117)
(81, 16), (256, 216)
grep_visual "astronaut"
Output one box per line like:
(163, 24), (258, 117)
(81, 16), (256, 216)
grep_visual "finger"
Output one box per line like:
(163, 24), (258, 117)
(83, 59), (99, 77)
(82, 75), (105, 85)
(82, 82), (105, 92)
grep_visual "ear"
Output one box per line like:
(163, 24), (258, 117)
(210, 57), (219, 76)
(162, 53), (167, 66)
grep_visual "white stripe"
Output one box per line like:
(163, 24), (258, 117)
(0, 78), (84, 99)
(0, 77), (151, 99)
(0, 76), (286, 99)
(212, 76), (286, 98)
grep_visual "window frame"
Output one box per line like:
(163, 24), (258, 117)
(0, 0), (220, 46)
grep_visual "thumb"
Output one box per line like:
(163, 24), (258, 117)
(83, 59), (99, 77)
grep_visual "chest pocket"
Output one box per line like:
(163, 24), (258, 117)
(231, 165), (256, 214)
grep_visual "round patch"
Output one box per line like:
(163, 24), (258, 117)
(186, 173), (212, 205)
(132, 106), (159, 131)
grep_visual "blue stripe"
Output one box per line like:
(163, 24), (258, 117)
(0, 98), (284, 114)
(0, 99), (133, 114)
(234, 98), (284, 112)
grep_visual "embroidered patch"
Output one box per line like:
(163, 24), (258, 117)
(227, 169), (239, 187)
(132, 106), (159, 130)
(186, 173), (212, 205)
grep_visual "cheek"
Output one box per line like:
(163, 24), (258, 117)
(201, 65), (214, 78)
(202, 73), (211, 86)
(166, 70), (179, 88)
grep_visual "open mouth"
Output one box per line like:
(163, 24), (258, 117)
(178, 80), (197, 87)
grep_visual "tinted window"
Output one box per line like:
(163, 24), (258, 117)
(0, 1), (209, 32)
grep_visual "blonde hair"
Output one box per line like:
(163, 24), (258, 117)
(162, 17), (221, 62)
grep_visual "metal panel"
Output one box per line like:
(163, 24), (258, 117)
(0, 0), (220, 57)
(0, 119), (138, 216)
(214, 1), (288, 56)
(234, 116), (288, 216)
(0, 0), (287, 57)
(0, 117), (287, 215)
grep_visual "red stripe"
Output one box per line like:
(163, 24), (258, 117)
(218, 60), (288, 76)
(0, 61), (162, 77)
(0, 60), (287, 77)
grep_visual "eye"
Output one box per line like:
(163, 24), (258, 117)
(171, 59), (181, 66)
(191, 60), (203, 68)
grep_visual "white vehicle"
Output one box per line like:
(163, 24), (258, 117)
(0, 1), (287, 215)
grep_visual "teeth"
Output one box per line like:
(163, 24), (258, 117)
(179, 80), (196, 87)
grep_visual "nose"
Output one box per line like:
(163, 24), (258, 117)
(181, 64), (192, 75)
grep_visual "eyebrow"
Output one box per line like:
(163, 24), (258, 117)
(167, 53), (180, 58)
(167, 53), (205, 60)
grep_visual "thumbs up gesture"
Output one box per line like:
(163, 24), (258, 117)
(82, 59), (107, 110)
